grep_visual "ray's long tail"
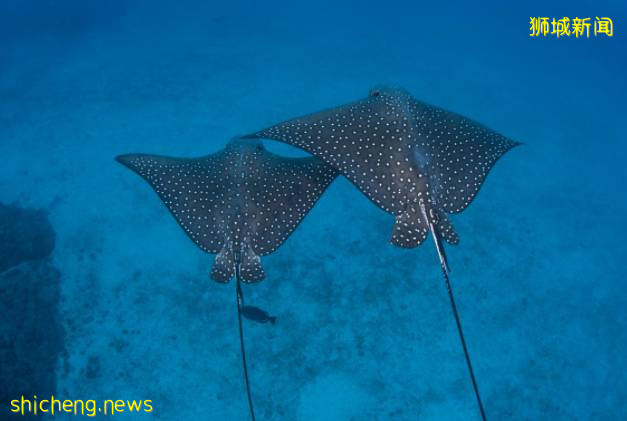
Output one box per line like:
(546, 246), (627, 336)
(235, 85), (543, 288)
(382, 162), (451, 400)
(235, 263), (256, 421)
(427, 219), (487, 421)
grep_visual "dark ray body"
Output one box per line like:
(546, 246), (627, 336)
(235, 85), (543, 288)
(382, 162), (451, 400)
(117, 139), (336, 282)
(244, 87), (519, 249)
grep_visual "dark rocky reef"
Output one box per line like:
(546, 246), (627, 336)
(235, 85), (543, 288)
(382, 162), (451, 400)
(0, 203), (55, 273)
(0, 203), (63, 416)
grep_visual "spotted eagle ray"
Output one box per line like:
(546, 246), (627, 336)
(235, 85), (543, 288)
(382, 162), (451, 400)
(243, 86), (520, 420)
(116, 139), (336, 421)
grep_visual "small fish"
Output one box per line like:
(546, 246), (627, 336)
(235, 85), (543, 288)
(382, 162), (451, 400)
(242, 305), (276, 324)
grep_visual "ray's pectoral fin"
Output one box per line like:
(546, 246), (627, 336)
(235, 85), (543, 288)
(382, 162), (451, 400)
(239, 245), (266, 283)
(390, 211), (429, 248)
(211, 244), (235, 283)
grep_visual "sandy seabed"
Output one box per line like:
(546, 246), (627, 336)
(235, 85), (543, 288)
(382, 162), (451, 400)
(1, 2), (626, 419)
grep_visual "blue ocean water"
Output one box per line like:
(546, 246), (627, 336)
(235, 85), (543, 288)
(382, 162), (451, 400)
(1, 1), (625, 420)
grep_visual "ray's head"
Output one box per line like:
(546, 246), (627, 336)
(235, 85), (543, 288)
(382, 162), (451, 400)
(368, 85), (411, 99)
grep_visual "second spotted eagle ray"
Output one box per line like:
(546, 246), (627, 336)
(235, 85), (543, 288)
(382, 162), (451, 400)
(116, 139), (336, 421)
(244, 87), (520, 420)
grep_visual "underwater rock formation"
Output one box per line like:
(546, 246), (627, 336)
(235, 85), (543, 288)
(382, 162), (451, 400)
(0, 203), (63, 416)
(0, 203), (55, 273)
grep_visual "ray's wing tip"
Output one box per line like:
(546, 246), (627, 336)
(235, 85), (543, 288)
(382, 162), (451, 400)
(115, 153), (149, 168)
(115, 154), (154, 173)
(115, 154), (134, 167)
(502, 133), (524, 148)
